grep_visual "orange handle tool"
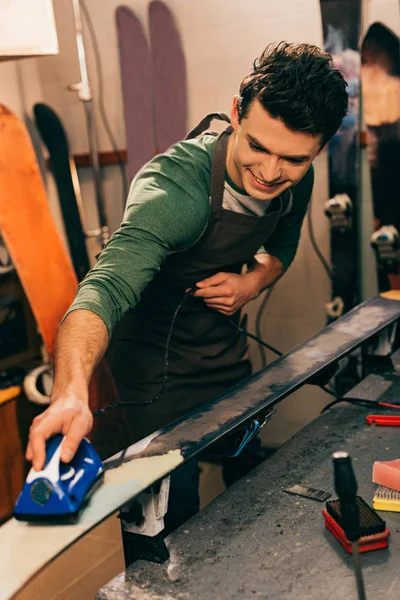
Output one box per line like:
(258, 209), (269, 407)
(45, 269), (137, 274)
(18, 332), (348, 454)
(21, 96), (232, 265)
(367, 415), (400, 426)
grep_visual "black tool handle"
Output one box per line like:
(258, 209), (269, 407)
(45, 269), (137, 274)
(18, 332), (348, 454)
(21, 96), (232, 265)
(332, 451), (360, 542)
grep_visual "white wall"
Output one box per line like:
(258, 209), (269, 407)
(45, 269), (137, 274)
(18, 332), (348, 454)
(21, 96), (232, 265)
(367, 0), (400, 34)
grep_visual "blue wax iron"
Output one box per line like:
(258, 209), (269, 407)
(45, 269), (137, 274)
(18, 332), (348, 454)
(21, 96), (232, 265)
(14, 435), (104, 521)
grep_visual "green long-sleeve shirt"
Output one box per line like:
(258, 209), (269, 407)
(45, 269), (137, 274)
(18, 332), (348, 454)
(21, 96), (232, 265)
(66, 134), (314, 337)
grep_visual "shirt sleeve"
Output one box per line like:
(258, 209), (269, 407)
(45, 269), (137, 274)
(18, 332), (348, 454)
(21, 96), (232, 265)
(63, 139), (212, 337)
(260, 165), (314, 271)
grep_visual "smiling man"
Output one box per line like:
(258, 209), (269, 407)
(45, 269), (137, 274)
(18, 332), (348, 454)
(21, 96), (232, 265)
(27, 42), (348, 529)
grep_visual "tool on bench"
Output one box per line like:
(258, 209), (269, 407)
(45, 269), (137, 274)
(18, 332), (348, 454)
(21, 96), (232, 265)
(332, 451), (367, 600)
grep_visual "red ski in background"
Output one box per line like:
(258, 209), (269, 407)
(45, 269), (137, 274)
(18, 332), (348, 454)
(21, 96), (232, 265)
(149, 0), (187, 154)
(116, 6), (155, 182)
(116, 1), (187, 180)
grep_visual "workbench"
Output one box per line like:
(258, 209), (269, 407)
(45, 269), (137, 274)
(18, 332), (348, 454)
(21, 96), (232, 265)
(97, 372), (400, 600)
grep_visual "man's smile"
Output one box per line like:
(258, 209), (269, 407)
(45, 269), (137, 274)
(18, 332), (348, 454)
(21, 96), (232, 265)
(248, 168), (286, 190)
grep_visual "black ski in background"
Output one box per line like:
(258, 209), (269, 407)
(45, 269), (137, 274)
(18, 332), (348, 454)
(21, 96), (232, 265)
(361, 22), (400, 291)
(34, 103), (90, 281)
(320, 0), (362, 396)
(320, 0), (362, 322)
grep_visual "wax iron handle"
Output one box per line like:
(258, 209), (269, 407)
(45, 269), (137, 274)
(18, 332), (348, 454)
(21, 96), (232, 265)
(333, 451), (360, 542)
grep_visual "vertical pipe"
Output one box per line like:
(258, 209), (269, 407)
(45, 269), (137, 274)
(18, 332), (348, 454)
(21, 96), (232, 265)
(71, 0), (109, 246)
(359, 0), (379, 299)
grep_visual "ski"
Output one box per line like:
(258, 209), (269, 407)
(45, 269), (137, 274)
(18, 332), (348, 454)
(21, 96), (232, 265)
(34, 103), (91, 282)
(149, 0), (187, 153)
(116, 5), (155, 182)
(361, 21), (400, 291)
(0, 104), (123, 445)
(320, 0), (362, 320)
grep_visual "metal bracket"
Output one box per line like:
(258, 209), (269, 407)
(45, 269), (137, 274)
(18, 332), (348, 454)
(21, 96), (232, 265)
(370, 225), (400, 274)
(361, 321), (399, 378)
(118, 478), (171, 567)
(324, 193), (353, 232)
(120, 477), (170, 537)
(364, 322), (398, 358)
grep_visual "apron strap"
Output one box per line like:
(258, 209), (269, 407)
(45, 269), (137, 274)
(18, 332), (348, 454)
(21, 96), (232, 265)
(185, 112), (230, 140)
(210, 127), (233, 214)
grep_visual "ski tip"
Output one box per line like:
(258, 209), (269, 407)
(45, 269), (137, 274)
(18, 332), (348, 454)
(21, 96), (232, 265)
(149, 0), (172, 19)
(115, 5), (140, 25)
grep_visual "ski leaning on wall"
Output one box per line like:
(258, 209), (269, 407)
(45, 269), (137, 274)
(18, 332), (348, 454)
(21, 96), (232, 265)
(116, 1), (187, 181)
(149, 0), (187, 154)
(0, 104), (127, 448)
(116, 6), (155, 182)
(320, 0), (362, 321)
(361, 21), (400, 291)
(0, 104), (78, 359)
(34, 103), (91, 282)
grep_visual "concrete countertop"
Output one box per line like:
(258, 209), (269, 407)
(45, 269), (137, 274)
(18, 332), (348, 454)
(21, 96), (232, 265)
(97, 373), (400, 600)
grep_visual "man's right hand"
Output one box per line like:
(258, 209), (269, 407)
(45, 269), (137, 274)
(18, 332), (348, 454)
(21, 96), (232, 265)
(26, 397), (93, 472)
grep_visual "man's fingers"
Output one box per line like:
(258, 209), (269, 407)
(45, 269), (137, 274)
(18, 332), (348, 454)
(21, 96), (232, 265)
(61, 416), (91, 463)
(25, 443), (33, 461)
(196, 272), (228, 288)
(29, 420), (60, 471)
(193, 285), (232, 299)
(214, 307), (234, 316)
(205, 301), (235, 315)
(205, 297), (234, 307)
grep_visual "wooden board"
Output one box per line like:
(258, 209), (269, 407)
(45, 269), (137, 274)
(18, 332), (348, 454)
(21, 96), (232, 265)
(0, 397), (24, 524)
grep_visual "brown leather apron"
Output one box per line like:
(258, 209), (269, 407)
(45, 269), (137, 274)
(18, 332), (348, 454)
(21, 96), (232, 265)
(107, 116), (291, 442)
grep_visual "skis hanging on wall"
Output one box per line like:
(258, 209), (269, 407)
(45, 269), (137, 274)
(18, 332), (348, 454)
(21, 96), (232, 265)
(320, 0), (362, 321)
(34, 103), (91, 282)
(148, 0), (187, 154)
(116, 6), (155, 182)
(116, 2), (187, 181)
(361, 21), (400, 291)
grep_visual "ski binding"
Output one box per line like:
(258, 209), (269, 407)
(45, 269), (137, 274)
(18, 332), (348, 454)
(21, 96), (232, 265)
(371, 225), (400, 273)
(324, 193), (353, 232)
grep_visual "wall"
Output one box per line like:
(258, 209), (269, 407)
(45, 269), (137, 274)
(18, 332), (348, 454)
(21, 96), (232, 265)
(368, 0), (400, 34)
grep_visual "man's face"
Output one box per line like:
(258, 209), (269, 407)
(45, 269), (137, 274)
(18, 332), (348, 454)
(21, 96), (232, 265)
(227, 97), (324, 200)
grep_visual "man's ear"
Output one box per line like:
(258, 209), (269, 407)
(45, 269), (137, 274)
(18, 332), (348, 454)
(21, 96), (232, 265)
(230, 95), (240, 130)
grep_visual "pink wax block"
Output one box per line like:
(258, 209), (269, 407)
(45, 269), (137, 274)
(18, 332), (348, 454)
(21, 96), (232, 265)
(373, 459), (400, 492)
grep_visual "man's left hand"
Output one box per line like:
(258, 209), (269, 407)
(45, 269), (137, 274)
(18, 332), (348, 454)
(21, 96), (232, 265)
(189, 272), (258, 316)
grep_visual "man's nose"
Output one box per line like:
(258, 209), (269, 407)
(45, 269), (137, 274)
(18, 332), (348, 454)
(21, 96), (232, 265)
(260, 156), (282, 183)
